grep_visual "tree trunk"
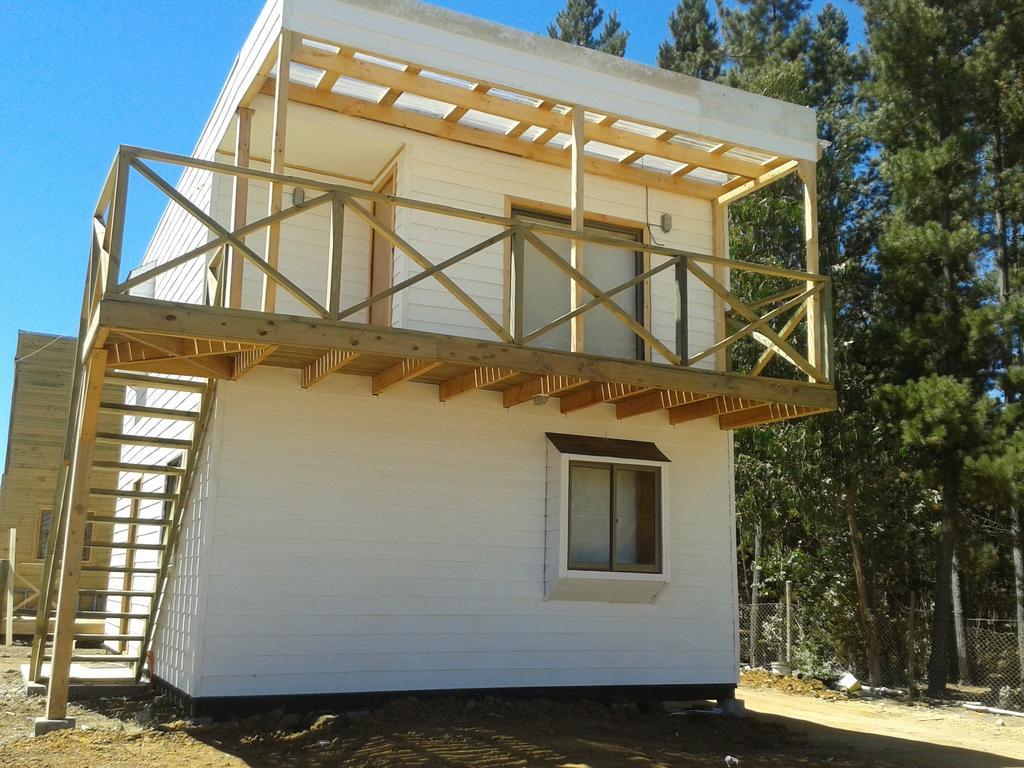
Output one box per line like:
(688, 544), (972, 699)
(951, 552), (972, 684)
(846, 490), (882, 686)
(927, 467), (958, 697)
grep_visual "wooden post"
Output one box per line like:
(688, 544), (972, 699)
(0, 559), (9, 646)
(104, 153), (131, 293)
(261, 31), (293, 314)
(785, 579), (792, 664)
(5, 530), (15, 645)
(44, 349), (108, 722)
(510, 224), (526, 344)
(675, 257), (689, 365)
(798, 161), (821, 380)
(907, 591), (918, 699)
(711, 202), (729, 371)
(327, 193), (345, 316)
(228, 107), (253, 309)
(569, 106), (585, 353)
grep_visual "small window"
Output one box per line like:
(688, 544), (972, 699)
(37, 509), (92, 562)
(568, 461), (661, 573)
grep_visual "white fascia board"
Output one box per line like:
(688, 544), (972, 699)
(191, 0), (284, 163)
(284, 0), (819, 161)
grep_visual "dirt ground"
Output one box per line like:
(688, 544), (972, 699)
(2, 642), (1022, 768)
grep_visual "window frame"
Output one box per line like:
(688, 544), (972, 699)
(567, 459), (663, 574)
(36, 507), (92, 563)
(507, 202), (650, 361)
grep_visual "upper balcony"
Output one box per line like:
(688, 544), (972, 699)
(74, 1), (836, 429)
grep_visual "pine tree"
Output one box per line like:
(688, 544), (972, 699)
(718, 0), (811, 85)
(547, 0), (629, 57)
(863, 0), (997, 696)
(657, 0), (724, 81)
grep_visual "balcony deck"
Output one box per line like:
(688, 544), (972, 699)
(78, 147), (836, 430)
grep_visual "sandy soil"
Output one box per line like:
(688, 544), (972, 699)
(1, 641), (1021, 768)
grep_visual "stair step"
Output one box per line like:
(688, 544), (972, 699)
(82, 566), (160, 575)
(77, 589), (155, 597)
(76, 611), (150, 620)
(90, 487), (176, 501)
(100, 401), (200, 421)
(69, 654), (142, 664)
(96, 432), (192, 449)
(93, 460), (186, 476)
(73, 634), (146, 642)
(105, 372), (207, 392)
(84, 541), (166, 551)
(88, 515), (170, 527)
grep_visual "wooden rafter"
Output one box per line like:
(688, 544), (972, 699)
(615, 389), (710, 419)
(668, 395), (761, 425)
(719, 402), (822, 430)
(560, 383), (652, 414)
(717, 159), (799, 205)
(438, 367), (516, 402)
(372, 358), (441, 395)
(264, 80), (726, 201)
(503, 375), (587, 407)
(301, 349), (360, 388)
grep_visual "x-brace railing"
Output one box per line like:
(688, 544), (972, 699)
(82, 146), (833, 385)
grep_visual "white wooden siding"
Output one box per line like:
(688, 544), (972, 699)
(153, 367), (737, 698)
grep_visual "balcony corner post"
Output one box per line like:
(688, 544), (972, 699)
(569, 105), (585, 353)
(798, 160), (822, 380)
(711, 201), (730, 372)
(104, 152), (131, 294)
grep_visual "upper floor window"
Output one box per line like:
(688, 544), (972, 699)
(513, 209), (645, 360)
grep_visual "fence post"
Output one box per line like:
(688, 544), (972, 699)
(907, 591), (918, 699)
(749, 563), (761, 668)
(785, 579), (793, 664)
(0, 559), (8, 645)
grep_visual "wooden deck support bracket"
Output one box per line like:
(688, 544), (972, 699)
(301, 349), (360, 389)
(372, 358), (441, 395)
(503, 375), (587, 408)
(439, 367), (517, 402)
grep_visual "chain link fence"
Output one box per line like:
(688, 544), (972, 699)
(740, 602), (1024, 712)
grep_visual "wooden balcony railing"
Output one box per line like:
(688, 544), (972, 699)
(81, 146), (833, 385)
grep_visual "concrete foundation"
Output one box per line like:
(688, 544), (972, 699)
(717, 697), (746, 718)
(33, 717), (75, 737)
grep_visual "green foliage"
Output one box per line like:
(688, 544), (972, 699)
(547, 0), (629, 56)
(657, 0), (724, 80)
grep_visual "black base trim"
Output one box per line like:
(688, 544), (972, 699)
(151, 678), (737, 720)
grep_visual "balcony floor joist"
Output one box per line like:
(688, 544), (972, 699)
(94, 295), (834, 429)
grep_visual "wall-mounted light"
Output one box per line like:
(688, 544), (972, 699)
(292, 187), (306, 207)
(532, 394), (549, 406)
(660, 212), (673, 233)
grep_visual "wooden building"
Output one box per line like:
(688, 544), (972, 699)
(0, 332), (119, 636)
(30, 0), (835, 732)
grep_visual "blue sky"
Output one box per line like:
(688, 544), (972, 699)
(0, 0), (864, 462)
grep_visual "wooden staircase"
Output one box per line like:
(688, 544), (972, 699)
(30, 366), (214, 687)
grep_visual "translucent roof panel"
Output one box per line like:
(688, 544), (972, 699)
(517, 125), (546, 141)
(611, 119), (663, 139)
(634, 155), (687, 175)
(544, 133), (572, 150)
(289, 63), (326, 88)
(393, 92), (456, 119)
(687, 167), (731, 185)
(459, 110), (519, 135)
(489, 88), (543, 108)
(419, 69), (477, 90)
(331, 76), (389, 103)
(725, 147), (777, 165)
(668, 134), (721, 153)
(301, 39), (340, 55)
(353, 51), (406, 71)
(584, 141), (633, 162)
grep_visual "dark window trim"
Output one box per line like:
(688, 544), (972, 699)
(567, 459), (663, 575)
(546, 433), (670, 463)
